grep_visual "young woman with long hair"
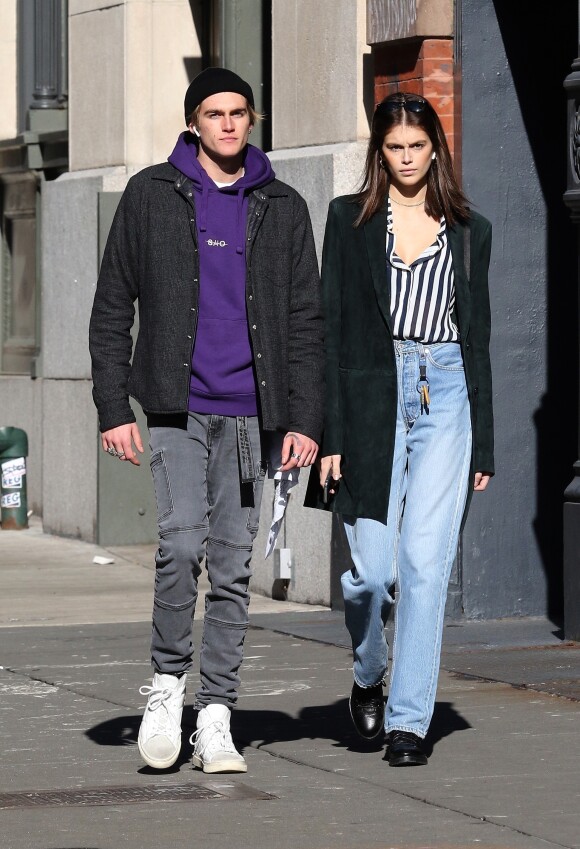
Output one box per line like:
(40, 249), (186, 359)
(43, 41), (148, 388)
(309, 92), (494, 766)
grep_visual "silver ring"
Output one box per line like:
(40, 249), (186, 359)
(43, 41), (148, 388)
(291, 452), (302, 460)
(107, 446), (116, 456)
(117, 451), (125, 458)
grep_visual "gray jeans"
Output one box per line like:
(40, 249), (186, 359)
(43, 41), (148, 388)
(148, 412), (266, 709)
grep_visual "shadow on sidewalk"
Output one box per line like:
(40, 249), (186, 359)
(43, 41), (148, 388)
(235, 698), (471, 758)
(85, 712), (197, 773)
(84, 699), (471, 768)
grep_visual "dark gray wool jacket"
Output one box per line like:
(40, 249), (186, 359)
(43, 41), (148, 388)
(89, 162), (324, 441)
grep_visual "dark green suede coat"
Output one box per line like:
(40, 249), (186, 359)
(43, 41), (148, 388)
(306, 195), (493, 523)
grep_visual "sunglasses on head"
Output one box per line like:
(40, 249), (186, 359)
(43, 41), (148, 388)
(376, 96), (427, 114)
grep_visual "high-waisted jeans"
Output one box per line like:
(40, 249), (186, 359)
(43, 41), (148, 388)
(342, 341), (472, 738)
(148, 412), (265, 710)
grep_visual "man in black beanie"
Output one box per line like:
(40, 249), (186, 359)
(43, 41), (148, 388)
(183, 67), (255, 120)
(89, 69), (323, 774)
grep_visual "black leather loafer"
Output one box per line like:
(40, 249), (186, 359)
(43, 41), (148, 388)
(386, 730), (428, 766)
(349, 681), (385, 740)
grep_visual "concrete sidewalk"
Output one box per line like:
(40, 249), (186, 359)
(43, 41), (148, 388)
(0, 518), (327, 628)
(0, 521), (579, 849)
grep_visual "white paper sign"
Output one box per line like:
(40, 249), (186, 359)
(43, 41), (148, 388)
(1, 457), (26, 475)
(1, 472), (22, 489)
(1, 492), (21, 509)
(1, 458), (26, 490)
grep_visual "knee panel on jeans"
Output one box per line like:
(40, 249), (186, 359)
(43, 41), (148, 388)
(154, 528), (206, 608)
(153, 595), (196, 613)
(159, 526), (207, 566)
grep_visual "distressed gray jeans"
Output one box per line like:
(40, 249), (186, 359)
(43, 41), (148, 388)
(147, 412), (265, 709)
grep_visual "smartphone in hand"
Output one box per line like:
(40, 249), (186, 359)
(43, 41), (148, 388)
(322, 474), (340, 504)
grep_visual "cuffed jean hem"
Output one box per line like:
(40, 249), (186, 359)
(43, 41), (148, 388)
(386, 724), (427, 740)
(353, 673), (386, 689)
(193, 698), (233, 711)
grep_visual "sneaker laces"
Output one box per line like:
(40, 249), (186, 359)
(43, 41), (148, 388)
(139, 682), (181, 737)
(189, 719), (236, 759)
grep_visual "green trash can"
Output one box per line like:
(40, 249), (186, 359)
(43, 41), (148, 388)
(0, 427), (29, 530)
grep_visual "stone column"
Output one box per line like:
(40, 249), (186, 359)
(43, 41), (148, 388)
(563, 14), (580, 640)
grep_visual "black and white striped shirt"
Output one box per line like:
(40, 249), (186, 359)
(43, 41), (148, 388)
(387, 199), (460, 343)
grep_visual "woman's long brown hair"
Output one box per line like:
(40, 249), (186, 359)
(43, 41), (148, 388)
(354, 93), (470, 228)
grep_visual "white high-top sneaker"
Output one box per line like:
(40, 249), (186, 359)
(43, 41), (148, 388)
(138, 672), (186, 769)
(191, 704), (247, 773)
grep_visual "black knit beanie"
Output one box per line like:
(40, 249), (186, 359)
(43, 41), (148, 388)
(184, 67), (255, 124)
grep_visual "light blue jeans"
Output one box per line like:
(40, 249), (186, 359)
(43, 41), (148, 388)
(342, 341), (472, 738)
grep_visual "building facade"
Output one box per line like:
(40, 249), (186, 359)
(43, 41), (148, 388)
(1, 0), (578, 629)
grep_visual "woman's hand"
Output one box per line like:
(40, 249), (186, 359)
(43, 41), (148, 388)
(474, 471), (492, 492)
(319, 455), (342, 492)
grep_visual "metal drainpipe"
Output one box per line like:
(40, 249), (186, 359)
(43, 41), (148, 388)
(0, 427), (29, 530)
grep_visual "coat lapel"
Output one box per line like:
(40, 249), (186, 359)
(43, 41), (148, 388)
(448, 222), (471, 339)
(364, 209), (392, 332)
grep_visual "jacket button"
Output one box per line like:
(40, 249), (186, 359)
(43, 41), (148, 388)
(261, 380), (266, 386)
(194, 278), (198, 282)
(191, 307), (196, 312)
(183, 363), (188, 367)
(252, 324), (257, 330)
(188, 192), (192, 197)
(257, 353), (262, 358)
(187, 335), (192, 339)
(248, 295), (253, 300)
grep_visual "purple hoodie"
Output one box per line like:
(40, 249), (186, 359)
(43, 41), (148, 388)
(168, 132), (275, 416)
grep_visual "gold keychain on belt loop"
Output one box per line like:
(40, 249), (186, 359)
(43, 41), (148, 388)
(417, 351), (430, 415)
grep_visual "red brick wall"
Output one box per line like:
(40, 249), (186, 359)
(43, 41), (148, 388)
(373, 38), (456, 159)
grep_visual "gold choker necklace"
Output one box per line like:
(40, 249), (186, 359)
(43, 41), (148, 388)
(390, 195), (425, 208)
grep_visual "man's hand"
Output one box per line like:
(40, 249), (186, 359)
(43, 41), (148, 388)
(474, 471), (492, 492)
(101, 423), (144, 466)
(280, 432), (318, 471)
